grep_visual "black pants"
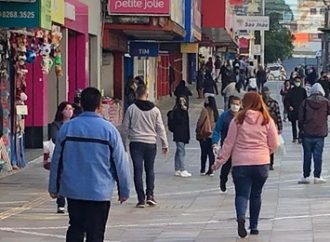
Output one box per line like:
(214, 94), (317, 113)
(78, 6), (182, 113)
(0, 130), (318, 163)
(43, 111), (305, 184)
(270, 153), (274, 167)
(199, 138), (215, 173)
(57, 196), (65, 208)
(130, 142), (157, 202)
(220, 158), (232, 184)
(291, 119), (301, 140)
(66, 199), (110, 242)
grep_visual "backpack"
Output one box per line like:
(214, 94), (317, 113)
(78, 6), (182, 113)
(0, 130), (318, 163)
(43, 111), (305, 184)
(167, 109), (175, 132)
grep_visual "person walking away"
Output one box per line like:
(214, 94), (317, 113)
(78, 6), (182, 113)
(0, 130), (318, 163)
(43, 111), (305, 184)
(123, 85), (168, 208)
(49, 87), (130, 242)
(212, 96), (241, 192)
(317, 72), (330, 99)
(50, 101), (74, 214)
(262, 86), (283, 170)
(256, 65), (267, 92)
(212, 92), (279, 238)
(203, 71), (219, 97)
(173, 96), (191, 177)
(196, 68), (205, 99)
(174, 80), (193, 107)
(285, 77), (307, 143)
(298, 83), (330, 184)
(221, 64), (231, 107)
(196, 96), (219, 176)
(280, 80), (291, 122)
(214, 56), (221, 82)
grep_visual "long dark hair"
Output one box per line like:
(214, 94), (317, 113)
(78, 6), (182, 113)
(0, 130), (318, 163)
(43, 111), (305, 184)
(54, 101), (72, 122)
(205, 96), (219, 122)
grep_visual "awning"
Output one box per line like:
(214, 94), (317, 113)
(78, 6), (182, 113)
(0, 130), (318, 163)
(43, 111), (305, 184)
(202, 27), (238, 48)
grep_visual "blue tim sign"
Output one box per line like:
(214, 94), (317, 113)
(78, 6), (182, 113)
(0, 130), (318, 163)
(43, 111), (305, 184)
(130, 42), (159, 57)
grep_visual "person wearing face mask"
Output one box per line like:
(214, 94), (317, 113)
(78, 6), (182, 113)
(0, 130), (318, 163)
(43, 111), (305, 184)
(262, 86), (283, 170)
(211, 96), (241, 192)
(50, 101), (74, 213)
(285, 77), (307, 143)
(196, 96), (219, 176)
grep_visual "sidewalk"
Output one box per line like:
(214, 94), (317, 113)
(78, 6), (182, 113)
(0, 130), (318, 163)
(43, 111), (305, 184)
(0, 82), (330, 242)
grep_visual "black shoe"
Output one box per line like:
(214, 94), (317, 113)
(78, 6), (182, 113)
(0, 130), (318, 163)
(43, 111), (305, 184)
(298, 138), (302, 144)
(292, 139), (297, 143)
(146, 196), (157, 206)
(220, 180), (227, 193)
(237, 218), (247, 238)
(269, 164), (274, 171)
(250, 229), (259, 235)
(136, 201), (146, 208)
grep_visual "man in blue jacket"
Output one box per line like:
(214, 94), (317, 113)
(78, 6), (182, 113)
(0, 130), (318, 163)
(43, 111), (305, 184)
(212, 96), (241, 192)
(49, 87), (130, 242)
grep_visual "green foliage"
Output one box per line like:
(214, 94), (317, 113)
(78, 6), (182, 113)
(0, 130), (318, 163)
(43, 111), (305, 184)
(264, 2), (294, 63)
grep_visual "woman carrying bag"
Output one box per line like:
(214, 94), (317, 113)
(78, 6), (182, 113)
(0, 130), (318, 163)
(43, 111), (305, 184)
(196, 96), (219, 176)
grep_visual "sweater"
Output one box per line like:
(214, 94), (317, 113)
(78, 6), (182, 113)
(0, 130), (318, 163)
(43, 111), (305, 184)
(216, 110), (279, 167)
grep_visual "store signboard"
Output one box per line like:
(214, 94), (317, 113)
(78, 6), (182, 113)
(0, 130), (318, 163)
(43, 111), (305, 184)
(130, 42), (159, 57)
(181, 43), (198, 53)
(0, 1), (40, 28)
(0, 0), (53, 30)
(108, 0), (170, 15)
(51, 0), (64, 24)
(234, 16), (270, 31)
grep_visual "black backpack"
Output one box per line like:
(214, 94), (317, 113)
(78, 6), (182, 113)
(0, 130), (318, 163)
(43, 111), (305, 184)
(167, 109), (175, 132)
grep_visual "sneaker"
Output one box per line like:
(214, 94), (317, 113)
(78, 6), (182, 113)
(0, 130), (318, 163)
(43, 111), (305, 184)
(292, 139), (297, 143)
(146, 196), (157, 206)
(314, 177), (327, 184)
(206, 171), (214, 177)
(250, 229), (259, 235)
(200, 172), (206, 176)
(298, 177), (310, 184)
(175, 170), (182, 176)
(57, 207), (65, 214)
(208, 173), (214, 177)
(136, 201), (146, 208)
(220, 180), (227, 193)
(237, 218), (247, 238)
(180, 170), (192, 177)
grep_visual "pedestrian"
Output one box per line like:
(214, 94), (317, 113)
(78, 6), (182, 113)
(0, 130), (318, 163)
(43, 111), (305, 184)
(174, 80), (193, 107)
(50, 101), (74, 214)
(203, 70), (219, 97)
(173, 96), (192, 177)
(206, 57), (213, 73)
(280, 79), (291, 122)
(72, 89), (83, 117)
(222, 81), (245, 110)
(262, 86), (283, 170)
(285, 77), (307, 143)
(306, 66), (317, 86)
(49, 87), (130, 242)
(214, 56), (221, 81)
(124, 76), (138, 108)
(298, 83), (330, 184)
(196, 96), (219, 176)
(212, 95), (241, 192)
(256, 65), (267, 92)
(123, 84), (168, 207)
(212, 92), (279, 238)
(317, 72), (330, 99)
(220, 63), (231, 106)
(196, 68), (205, 99)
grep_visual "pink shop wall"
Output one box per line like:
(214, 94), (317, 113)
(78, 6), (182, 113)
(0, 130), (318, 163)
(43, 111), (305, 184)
(65, 0), (89, 101)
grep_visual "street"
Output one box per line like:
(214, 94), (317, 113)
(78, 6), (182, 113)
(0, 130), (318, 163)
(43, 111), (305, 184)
(1, 81), (330, 242)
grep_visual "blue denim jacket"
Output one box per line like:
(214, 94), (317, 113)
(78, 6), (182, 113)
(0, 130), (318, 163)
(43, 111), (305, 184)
(49, 112), (130, 201)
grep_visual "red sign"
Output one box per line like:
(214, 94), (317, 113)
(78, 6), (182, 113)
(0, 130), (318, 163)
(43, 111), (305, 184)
(108, 0), (170, 15)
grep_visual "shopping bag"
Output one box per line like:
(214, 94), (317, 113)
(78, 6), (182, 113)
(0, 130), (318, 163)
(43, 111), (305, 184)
(43, 139), (55, 170)
(276, 134), (286, 157)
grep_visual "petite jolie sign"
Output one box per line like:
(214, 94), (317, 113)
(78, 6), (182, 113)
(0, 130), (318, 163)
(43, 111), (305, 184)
(108, 0), (170, 15)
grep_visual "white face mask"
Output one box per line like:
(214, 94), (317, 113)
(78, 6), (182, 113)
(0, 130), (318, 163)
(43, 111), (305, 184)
(294, 82), (301, 87)
(230, 104), (240, 112)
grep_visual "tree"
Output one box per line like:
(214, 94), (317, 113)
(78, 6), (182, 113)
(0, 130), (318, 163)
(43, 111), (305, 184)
(264, 5), (294, 63)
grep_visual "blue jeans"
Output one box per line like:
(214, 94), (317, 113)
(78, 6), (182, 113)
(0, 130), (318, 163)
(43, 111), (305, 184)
(175, 142), (186, 171)
(232, 165), (269, 230)
(130, 142), (157, 203)
(302, 137), (325, 178)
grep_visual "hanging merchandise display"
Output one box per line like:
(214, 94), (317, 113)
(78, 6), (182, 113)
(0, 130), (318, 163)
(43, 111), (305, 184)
(51, 25), (63, 77)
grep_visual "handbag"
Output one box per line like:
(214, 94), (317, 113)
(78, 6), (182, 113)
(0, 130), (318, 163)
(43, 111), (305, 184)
(199, 112), (212, 139)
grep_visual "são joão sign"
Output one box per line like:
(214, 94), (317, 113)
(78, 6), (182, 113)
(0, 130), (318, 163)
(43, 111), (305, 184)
(108, 0), (170, 15)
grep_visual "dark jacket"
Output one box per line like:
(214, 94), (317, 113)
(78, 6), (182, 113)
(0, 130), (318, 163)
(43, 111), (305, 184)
(174, 82), (192, 98)
(256, 70), (267, 84)
(285, 86), (307, 121)
(50, 121), (62, 143)
(203, 77), (218, 95)
(318, 78), (330, 99)
(298, 94), (330, 138)
(173, 106), (190, 144)
(265, 97), (283, 131)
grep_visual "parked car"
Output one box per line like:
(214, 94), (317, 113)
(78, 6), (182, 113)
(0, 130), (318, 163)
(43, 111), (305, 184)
(266, 64), (286, 81)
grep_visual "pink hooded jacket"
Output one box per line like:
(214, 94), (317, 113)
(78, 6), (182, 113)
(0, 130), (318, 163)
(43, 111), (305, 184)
(217, 110), (279, 167)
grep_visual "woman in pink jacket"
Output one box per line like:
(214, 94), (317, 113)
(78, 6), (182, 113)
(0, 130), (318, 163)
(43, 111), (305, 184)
(212, 92), (279, 238)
